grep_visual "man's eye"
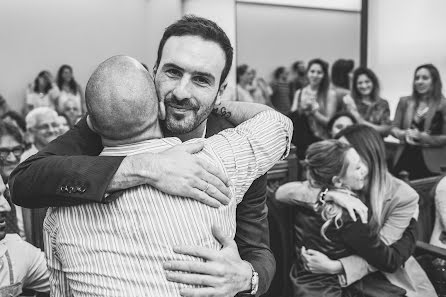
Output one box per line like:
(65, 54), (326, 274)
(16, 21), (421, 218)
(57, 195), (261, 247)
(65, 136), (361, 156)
(165, 69), (182, 77)
(194, 76), (210, 86)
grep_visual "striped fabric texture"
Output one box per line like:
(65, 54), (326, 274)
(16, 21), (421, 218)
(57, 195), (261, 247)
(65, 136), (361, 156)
(44, 110), (292, 297)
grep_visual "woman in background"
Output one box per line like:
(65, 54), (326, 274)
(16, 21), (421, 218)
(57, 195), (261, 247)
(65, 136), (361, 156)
(236, 64), (255, 103)
(277, 125), (435, 297)
(343, 67), (391, 136)
(25, 70), (59, 114)
(270, 66), (291, 114)
(327, 111), (357, 138)
(291, 58), (337, 140)
(56, 65), (86, 115)
(331, 59), (354, 111)
(391, 64), (446, 179)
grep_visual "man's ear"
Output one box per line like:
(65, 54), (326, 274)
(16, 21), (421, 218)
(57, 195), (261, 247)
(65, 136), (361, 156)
(86, 115), (96, 132)
(215, 81), (228, 106)
(158, 100), (166, 120)
(332, 176), (343, 188)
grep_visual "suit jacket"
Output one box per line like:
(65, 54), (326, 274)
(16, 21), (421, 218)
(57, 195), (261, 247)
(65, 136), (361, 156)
(339, 175), (436, 297)
(392, 95), (446, 167)
(10, 114), (275, 296)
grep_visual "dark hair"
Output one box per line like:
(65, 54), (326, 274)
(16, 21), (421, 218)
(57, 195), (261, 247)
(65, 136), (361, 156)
(236, 64), (249, 84)
(33, 71), (52, 94)
(412, 64), (443, 103)
(57, 65), (79, 95)
(331, 59), (354, 89)
(335, 124), (389, 233)
(307, 58), (330, 103)
(155, 15), (233, 87)
(291, 60), (304, 73)
(57, 112), (73, 129)
(327, 111), (357, 135)
(2, 111), (26, 133)
(351, 67), (380, 102)
(274, 67), (286, 80)
(0, 120), (24, 144)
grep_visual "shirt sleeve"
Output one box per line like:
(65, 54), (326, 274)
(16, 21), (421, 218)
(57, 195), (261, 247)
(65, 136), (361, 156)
(435, 177), (446, 228)
(20, 241), (50, 292)
(205, 110), (293, 202)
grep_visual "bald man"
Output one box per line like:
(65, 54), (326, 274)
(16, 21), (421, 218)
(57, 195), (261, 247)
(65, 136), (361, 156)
(43, 56), (292, 297)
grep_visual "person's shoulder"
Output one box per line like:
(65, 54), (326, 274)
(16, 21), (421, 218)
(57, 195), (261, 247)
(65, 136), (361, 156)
(2, 234), (38, 251)
(398, 95), (413, 104)
(390, 175), (419, 203)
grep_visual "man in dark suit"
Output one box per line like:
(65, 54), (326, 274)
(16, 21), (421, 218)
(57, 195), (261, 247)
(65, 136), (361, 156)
(10, 16), (275, 296)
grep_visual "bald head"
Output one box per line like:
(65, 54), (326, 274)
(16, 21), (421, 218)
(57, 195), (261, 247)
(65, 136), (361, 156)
(86, 55), (158, 141)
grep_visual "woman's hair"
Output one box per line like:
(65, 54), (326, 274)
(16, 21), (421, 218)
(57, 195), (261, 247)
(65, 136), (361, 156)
(351, 67), (380, 102)
(0, 120), (24, 144)
(33, 71), (52, 94)
(57, 64), (79, 94)
(327, 111), (357, 137)
(331, 59), (354, 89)
(412, 64), (443, 102)
(307, 58), (330, 106)
(236, 64), (249, 84)
(304, 139), (352, 240)
(2, 111), (26, 133)
(273, 66), (286, 80)
(336, 124), (390, 234)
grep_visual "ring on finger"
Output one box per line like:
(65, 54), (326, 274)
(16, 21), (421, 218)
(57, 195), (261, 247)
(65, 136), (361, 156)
(203, 182), (210, 193)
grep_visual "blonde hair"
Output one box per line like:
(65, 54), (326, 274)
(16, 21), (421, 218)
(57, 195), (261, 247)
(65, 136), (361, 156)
(304, 140), (352, 241)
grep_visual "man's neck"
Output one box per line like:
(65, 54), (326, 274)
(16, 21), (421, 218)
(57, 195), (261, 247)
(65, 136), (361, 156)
(102, 125), (164, 147)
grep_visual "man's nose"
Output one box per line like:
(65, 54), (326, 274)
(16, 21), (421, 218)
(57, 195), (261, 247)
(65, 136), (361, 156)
(48, 124), (57, 133)
(172, 77), (192, 100)
(0, 195), (11, 212)
(5, 151), (16, 162)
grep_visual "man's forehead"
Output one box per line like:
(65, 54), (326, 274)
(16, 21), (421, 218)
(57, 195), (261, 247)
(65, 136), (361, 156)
(160, 35), (226, 75)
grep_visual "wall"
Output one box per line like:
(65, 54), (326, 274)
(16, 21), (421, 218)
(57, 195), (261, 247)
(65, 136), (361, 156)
(368, 0), (446, 116)
(0, 0), (182, 111)
(236, 2), (361, 81)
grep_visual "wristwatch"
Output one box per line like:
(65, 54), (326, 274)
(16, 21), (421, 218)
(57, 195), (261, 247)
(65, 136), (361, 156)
(238, 261), (259, 296)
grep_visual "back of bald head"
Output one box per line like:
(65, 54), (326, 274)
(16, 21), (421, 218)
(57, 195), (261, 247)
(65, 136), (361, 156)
(86, 55), (158, 141)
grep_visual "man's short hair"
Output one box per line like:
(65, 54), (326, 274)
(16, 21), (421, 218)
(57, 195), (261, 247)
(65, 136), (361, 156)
(155, 15), (233, 86)
(25, 107), (58, 131)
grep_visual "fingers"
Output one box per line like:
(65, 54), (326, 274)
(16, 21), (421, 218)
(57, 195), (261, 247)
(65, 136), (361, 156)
(179, 287), (219, 297)
(197, 158), (230, 187)
(189, 189), (221, 208)
(164, 261), (222, 276)
(166, 272), (220, 287)
(347, 207), (357, 222)
(176, 141), (205, 154)
(211, 225), (233, 247)
(197, 179), (230, 206)
(173, 245), (219, 261)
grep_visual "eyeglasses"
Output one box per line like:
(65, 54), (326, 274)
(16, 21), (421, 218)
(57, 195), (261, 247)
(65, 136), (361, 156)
(0, 146), (25, 161)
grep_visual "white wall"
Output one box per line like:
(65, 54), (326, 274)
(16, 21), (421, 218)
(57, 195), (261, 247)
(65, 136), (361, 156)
(368, 0), (446, 116)
(0, 0), (182, 112)
(236, 2), (360, 81)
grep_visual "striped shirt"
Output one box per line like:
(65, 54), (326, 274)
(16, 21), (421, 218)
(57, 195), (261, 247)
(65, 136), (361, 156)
(43, 110), (292, 297)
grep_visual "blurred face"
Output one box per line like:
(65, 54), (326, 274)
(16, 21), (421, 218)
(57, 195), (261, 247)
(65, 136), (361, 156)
(62, 67), (73, 83)
(337, 148), (368, 191)
(307, 63), (324, 87)
(248, 68), (256, 84)
(297, 62), (306, 74)
(356, 74), (374, 97)
(331, 116), (354, 137)
(155, 35), (226, 135)
(414, 68), (433, 95)
(0, 135), (24, 179)
(0, 178), (11, 241)
(57, 116), (70, 135)
(63, 101), (81, 124)
(280, 70), (289, 82)
(32, 113), (59, 147)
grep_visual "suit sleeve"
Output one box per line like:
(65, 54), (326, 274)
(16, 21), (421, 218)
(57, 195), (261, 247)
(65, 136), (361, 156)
(10, 117), (124, 208)
(340, 218), (417, 273)
(235, 174), (275, 296)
